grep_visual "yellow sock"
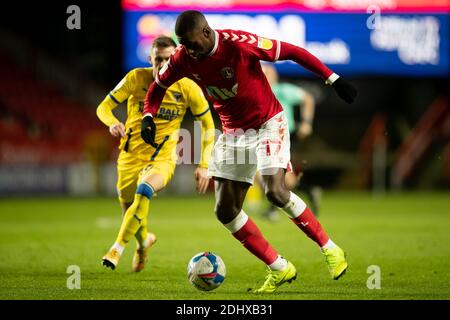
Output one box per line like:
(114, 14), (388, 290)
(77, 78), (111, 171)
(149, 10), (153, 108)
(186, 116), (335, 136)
(115, 183), (153, 248)
(135, 215), (148, 248)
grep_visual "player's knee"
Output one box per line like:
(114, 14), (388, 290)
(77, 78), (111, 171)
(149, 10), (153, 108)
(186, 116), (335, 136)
(265, 185), (289, 207)
(136, 182), (154, 200)
(214, 201), (240, 224)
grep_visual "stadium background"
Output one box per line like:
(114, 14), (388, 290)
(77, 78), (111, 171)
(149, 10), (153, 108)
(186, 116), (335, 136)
(1, 0), (449, 196)
(0, 0), (449, 300)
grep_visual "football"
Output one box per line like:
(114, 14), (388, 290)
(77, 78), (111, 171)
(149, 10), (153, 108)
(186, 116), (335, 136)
(187, 252), (226, 291)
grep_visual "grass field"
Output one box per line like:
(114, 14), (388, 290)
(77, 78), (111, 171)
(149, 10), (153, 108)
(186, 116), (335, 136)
(0, 191), (449, 300)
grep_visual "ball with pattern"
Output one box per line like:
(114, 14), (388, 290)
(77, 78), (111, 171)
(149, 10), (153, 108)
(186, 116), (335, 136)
(187, 252), (226, 291)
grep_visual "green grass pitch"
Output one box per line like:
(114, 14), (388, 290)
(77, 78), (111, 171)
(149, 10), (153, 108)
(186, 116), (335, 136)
(0, 191), (449, 300)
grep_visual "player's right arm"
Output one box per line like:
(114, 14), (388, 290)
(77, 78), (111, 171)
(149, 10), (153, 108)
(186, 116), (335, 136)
(141, 47), (187, 147)
(96, 71), (135, 138)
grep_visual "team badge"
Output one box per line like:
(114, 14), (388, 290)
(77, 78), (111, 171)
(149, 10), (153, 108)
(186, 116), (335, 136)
(257, 37), (273, 50)
(172, 92), (182, 102)
(221, 67), (234, 79)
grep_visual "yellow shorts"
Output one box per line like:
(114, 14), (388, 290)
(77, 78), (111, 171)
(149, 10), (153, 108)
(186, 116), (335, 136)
(116, 151), (176, 204)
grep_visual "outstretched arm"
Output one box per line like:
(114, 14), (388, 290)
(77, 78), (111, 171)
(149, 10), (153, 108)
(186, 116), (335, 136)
(233, 29), (355, 102)
(143, 80), (167, 118)
(141, 48), (187, 147)
(278, 42), (333, 80)
(278, 42), (357, 103)
(141, 81), (167, 148)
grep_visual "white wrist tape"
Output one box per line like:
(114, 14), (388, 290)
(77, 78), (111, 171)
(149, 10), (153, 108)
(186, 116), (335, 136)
(325, 73), (340, 85)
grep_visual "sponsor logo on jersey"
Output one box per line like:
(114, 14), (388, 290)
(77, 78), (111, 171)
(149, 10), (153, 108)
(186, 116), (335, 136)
(155, 107), (181, 121)
(221, 67), (234, 79)
(258, 37), (273, 50)
(206, 83), (238, 100)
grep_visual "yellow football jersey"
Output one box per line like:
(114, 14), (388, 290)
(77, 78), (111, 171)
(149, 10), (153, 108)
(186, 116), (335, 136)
(97, 67), (211, 164)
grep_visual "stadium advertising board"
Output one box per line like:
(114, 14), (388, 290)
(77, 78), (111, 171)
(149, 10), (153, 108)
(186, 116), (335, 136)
(122, 0), (449, 77)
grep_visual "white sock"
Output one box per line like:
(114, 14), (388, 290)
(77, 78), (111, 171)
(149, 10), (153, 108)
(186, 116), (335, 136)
(111, 242), (124, 255)
(223, 210), (249, 233)
(268, 255), (288, 271)
(321, 239), (337, 251)
(282, 192), (307, 219)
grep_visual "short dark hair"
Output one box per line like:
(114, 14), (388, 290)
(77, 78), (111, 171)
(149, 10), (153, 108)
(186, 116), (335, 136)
(152, 35), (177, 49)
(175, 10), (206, 36)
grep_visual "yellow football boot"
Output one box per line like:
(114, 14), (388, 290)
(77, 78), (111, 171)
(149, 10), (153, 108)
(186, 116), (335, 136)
(132, 232), (157, 272)
(102, 248), (121, 270)
(322, 246), (348, 280)
(252, 260), (297, 294)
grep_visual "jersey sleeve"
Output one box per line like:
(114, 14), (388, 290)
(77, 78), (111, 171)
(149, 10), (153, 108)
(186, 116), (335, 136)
(225, 29), (281, 62)
(233, 30), (334, 80)
(155, 46), (188, 89)
(278, 41), (333, 80)
(109, 69), (135, 104)
(186, 81), (210, 118)
(96, 95), (120, 127)
(143, 47), (188, 116)
(183, 80), (215, 169)
(96, 70), (136, 127)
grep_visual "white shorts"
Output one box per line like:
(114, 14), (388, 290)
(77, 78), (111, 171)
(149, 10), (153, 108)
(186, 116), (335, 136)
(208, 112), (291, 184)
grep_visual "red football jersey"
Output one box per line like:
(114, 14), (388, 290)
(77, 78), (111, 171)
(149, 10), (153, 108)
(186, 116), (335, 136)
(156, 29), (284, 133)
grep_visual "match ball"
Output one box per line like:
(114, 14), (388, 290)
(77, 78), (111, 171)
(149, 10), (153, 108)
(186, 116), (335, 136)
(187, 252), (226, 291)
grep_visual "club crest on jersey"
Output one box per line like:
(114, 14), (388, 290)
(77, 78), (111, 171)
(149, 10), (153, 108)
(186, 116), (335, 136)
(172, 92), (182, 102)
(221, 67), (234, 79)
(257, 37), (273, 50)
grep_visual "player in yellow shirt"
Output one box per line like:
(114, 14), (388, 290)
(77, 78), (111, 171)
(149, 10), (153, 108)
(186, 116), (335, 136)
(96, 36), (215, 272)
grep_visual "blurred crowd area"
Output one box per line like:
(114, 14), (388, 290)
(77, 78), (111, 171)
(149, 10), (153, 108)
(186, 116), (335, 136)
(0, 1), (449, 196)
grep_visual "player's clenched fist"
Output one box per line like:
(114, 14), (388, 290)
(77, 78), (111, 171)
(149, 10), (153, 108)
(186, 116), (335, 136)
(141, 114), (158, 148)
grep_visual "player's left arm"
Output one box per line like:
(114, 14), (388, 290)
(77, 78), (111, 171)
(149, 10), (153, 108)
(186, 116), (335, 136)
(142, 47), (188, 148)
(277, 41), (357, 103)
(96, 71), (136, 138)
(236, 30), (356, 103)
(188, 84), (215, 194)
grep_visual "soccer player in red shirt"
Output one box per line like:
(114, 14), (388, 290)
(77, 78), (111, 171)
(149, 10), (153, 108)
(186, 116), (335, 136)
(141, 11), (357, 293)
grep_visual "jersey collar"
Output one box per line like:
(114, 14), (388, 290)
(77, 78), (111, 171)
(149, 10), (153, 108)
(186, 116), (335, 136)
(207, 30), (219, 57)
